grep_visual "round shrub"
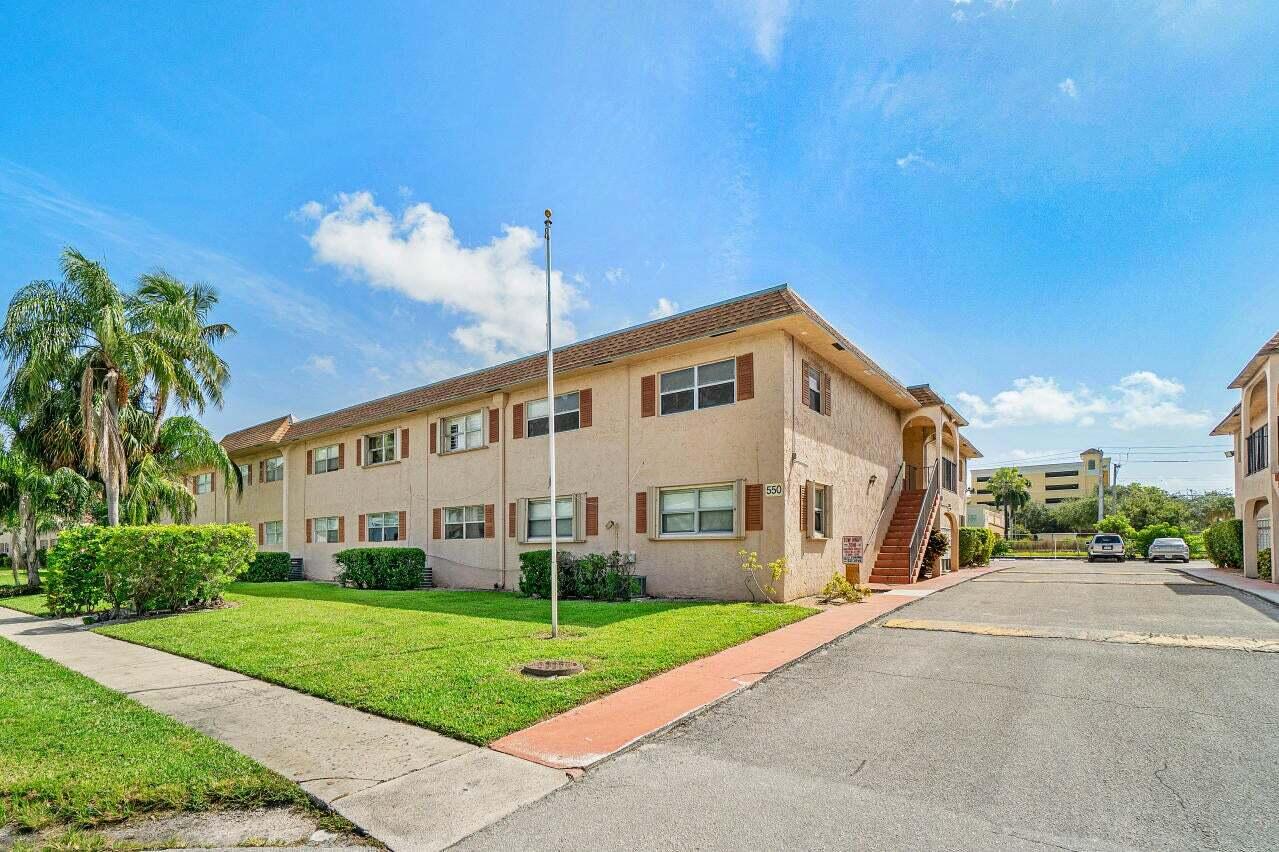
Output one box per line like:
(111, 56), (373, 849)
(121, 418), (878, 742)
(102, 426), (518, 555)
(958, 527), (996, 567)
(1203, 519), (1243, 569)
(242, 551), (292, 582)
(334, 547), (425, 590)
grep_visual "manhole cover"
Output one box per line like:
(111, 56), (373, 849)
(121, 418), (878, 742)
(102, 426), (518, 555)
(522, 659), (584, 678)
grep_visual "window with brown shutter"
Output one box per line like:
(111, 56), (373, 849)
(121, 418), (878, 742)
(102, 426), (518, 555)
(337, 442), (345, 470)
(306, 449), (313, 475)
(432, 507), (442, 539)
(399, 510), (407, 537)
(799, 482), (808, 532)
(513, 403), (524, 438)
(258, 460), (265, 483)
(736, 353), (754, 401)
(356, 439), (363, 466)
(429, 422), (437, 454)
(585, 496), (599, 536)
(640, 375), (656, 417)
(488, 408), (500, 443)
(508, 502), (516, 538)
(821, 370), (831, 416)
(257, 523), (264, 545)
(246, 464), (253, 486)
(306, 518), (313, 544)
(579, 388), (593, 428)
(400, 428), (410, 458)
(338, 516), (345, 543)
(358, 514), (367, 542)
(484, 503), (495, 538)
(635, 491), (647, 533)
(745, 484), (763, 531)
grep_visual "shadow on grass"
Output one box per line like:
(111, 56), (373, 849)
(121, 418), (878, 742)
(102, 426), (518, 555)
(227, 581), (770, 629)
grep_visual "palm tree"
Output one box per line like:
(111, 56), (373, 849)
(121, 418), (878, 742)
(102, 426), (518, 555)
(0, 439), (95, 587)
(1, 248), (234, 525)
(120, 408), (239, 525)
(987, 467), (1032, 537)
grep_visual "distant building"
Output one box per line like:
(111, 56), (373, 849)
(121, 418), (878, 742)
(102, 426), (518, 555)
(965, 504), (1006, 537)
(969, 449), (1111, 508)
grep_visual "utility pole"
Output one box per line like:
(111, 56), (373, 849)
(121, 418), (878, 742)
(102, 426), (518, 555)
(1095, 455), (1107, 523)
(543, 209), (558, 639)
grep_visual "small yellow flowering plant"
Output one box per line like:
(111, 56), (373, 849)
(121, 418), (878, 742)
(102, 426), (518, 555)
(739, 548), (788, 603)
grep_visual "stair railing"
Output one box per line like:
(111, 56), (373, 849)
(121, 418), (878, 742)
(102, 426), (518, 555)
(908, 460), (941, 582)
(866, 462), (906, 550)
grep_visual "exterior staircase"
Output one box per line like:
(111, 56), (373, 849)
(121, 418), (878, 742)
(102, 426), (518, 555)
(870, 490), (929, 584)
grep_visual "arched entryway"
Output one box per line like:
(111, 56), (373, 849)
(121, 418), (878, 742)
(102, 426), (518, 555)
(944, 511), (961, 573)
(1244, 497), (1272, 581)
(901, 414), (938, 490)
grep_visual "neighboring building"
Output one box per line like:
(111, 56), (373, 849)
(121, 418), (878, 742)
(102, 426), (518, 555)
(969, 449), (1111, 507)
(189, 286), (980, 600)
(1210, 329), (1277, 581)
(965, 504), (1006, 537)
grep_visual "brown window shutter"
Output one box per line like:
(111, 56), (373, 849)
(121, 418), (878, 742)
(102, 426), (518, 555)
(800, 482), (808, 532)
(432, 507), (442, 539)
(246, 464), (253, 486)
(802, 360), (812, 409)
(258, 460), (265, 482)
(579, 388), (593, 428)
(257, 522), (264, 545)
(635, 491), (647, 534)
(429, 422), (437, 454)
(484, 503), (495, 538)
(488, 408), (500, 443)
(640, 375), (656, 417)
(306, 449), (313, 475)
(586, 496), (599, 536)
(399, 510), (407, 537)
(358, 514), (366, 542)
(821, 370), (831, 416)
(356, 438), (363, 466)
(513, 403), (524, 438)
(337, 442), (345, 470)
(745, 484), (763, 531)
(306, 518), (313, 544)
(400, 428), (410, 458)
(338, 515), (345, 543)
(737, 353), (754, 401)
(508, 502), (516, 538)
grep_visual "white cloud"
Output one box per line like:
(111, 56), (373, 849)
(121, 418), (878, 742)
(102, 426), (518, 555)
(1058, 77), (1079, 99)
(293, 200), (324, 221)
(727, 0), (792, 65)
(302, 192), (581, 363)
(604, 266), (626, 284)
(959, 371), (1211, 431)
(896, 150), (936, 170)
(957, 376), (1109, 428)
(302, 354), (336, 376)
(1109, 371), (1211, 431)
(649, 297), (680, 319)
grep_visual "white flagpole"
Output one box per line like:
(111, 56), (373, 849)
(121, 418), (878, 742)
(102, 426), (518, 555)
(544, 209), (558, 639)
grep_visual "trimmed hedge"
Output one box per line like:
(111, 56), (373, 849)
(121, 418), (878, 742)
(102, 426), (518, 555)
(46, 524), (256, 618)
(242, 551), (292, 583)
(334, 547), (425, 590)
(1259, 548), (1272, 582)
(1203, 518), (1243, 570)
(958, 527), (997, 567)
(518, 549), (634, 601)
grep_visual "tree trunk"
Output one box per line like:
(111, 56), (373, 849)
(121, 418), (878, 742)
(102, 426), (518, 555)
(8, 531), (17, 585)
(19, 493), (38, 587)
(105, 479), (120, 527)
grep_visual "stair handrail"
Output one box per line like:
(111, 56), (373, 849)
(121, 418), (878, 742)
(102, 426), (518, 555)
(908, 460), (941, 582)
(867, 461), (906, 547)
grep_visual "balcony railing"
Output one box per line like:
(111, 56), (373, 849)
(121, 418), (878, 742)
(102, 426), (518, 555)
(1246, 424), (1269, 476)
(941, 458), (957, 493)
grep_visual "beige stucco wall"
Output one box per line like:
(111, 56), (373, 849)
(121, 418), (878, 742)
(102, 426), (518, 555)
(1235, 358), (1277, 579)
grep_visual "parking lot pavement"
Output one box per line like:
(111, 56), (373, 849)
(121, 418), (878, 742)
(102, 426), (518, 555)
(456, 559), (1279, 852)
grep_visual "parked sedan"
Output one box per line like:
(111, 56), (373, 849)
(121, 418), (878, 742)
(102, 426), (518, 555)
(1147, 537), (1191, 563)
(1087, 534), (1126, 562)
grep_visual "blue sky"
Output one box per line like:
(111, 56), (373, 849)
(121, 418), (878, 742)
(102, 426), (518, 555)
(2, 0), (1275, 493)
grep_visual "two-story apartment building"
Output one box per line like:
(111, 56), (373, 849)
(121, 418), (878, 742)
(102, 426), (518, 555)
(191, 287), (979, 600)
(1210, 330), (1277, 581)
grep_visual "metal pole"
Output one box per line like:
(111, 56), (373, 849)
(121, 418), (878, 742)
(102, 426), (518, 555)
(1096, 455), (1106, 524)
(544, 209), (558, 639)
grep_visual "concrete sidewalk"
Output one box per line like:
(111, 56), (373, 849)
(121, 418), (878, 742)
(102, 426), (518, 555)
(491, 564), (1007, 770)
(1173, 560), (1279, 605)
(0, 609), (566, 852)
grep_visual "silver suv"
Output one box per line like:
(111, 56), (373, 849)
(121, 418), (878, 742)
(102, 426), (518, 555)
(1087, 534), (1125, 562)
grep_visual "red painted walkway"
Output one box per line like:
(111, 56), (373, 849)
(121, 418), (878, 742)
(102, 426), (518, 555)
(491, 564), (1006, 770)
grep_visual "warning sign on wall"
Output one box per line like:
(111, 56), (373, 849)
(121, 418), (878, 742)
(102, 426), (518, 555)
(842, 535), (864, 565)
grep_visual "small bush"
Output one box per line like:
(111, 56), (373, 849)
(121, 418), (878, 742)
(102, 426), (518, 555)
(958, 527), (996, 567)
(990, 536), (1011, 557)
(1185, 533), (1207, 560)
(819, 573), (869, 604)
(1203, 518), (1243, 569)
(334, 547), (425, 590)
(1131, 522), (1191, 558)
(1259, 548), (1272, 582)
(242, 551), (292, 583)
(46, 524), (256, 618)
(518, 549), (635, 601)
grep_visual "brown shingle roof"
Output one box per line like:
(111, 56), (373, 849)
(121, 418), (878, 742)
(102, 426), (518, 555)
(1228, 330), (1279, 389)
(1209, 403), (1241, 437)
(907, 385), (944, 407)
(220, 415), (294, 453)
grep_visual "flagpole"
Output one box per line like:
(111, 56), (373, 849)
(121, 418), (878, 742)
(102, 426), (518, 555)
(544, 209), (558, 639)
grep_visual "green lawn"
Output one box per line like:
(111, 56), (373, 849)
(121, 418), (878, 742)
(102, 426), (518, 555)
(0, 592), (49, 616)
(99, 583), (815, 744)
(0, 637), (306, 832)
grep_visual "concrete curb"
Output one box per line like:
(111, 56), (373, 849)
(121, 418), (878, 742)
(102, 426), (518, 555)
(1168, 563), (1279, 607)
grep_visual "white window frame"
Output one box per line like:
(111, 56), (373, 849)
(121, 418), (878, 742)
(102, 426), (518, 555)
(263, 520), (284, 546)
(806, 366), (822, 413)
(314, 516), (340, 544)
(659, 358), (736, 416)
(314, 444), (341, 474)
(442, 412), (484, 453)
(367, 511), (400, 542)
(365, 431), (396, 465)
(264, 457), (284, 482)
(657, 483), (737, 538)
(444, 505), (486, 540)
(193, 473), (213, 495)
(809, 482), (830, 539)
(525, 496), (576, 543)
(526, 391), (580, 437)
